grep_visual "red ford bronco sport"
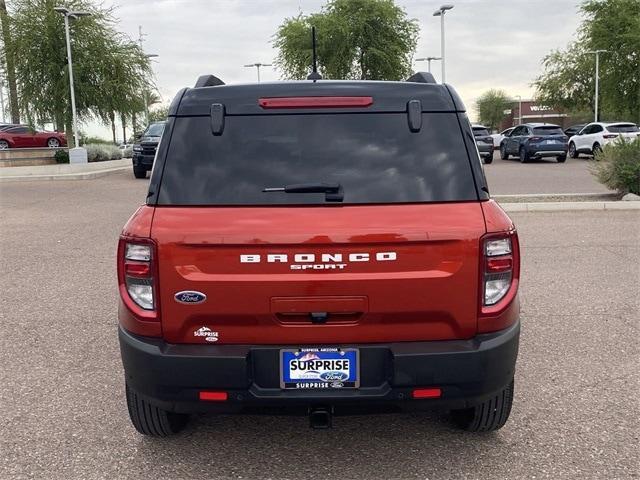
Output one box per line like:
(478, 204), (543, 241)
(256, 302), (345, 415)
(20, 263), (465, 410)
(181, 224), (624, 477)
(118, 72), (520, 436)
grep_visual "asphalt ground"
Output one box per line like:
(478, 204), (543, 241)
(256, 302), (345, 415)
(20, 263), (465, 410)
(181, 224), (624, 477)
(483, 151), (611, 195)
(1, 171), (638, 480)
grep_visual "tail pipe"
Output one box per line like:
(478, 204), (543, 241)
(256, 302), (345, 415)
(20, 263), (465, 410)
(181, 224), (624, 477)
(309, 406), (333, 429)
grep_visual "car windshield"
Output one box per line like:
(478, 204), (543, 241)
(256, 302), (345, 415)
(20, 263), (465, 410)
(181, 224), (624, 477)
(607, 124), (639, 133)
(532, 126), (564, 136)
(144, 123), (165, 136)
(472, 127), (490, 136)
(158, 113), (478, 205)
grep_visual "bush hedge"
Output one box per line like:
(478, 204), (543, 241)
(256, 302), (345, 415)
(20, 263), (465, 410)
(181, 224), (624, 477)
(592, 138), (640, 195)
(85, 143), (123, 162)
(53, 149), (69, 164)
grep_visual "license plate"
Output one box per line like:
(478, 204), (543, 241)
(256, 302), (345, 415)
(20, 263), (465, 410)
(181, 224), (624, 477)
(544, 139), (557, 145)
(280, 348), (359, 389)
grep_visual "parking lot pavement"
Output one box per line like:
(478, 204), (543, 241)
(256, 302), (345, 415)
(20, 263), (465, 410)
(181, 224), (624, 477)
(1, 172), (638, 480)
(483, 152), (612, 195)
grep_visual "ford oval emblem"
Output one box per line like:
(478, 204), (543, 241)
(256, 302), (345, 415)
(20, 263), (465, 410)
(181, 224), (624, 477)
(174, 291), (207, 304)
(319, 371), (349, 382)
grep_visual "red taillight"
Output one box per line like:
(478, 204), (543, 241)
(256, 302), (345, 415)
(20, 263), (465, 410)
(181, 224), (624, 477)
(603, 134), (618, 139)
(412, 388), (442, 399)
(258, 96), (373, 109)
(118, 237), (158, 319)
(199, 391), (228, 402)
(480, 232), (519, 312)
(528, 136), (542, 142)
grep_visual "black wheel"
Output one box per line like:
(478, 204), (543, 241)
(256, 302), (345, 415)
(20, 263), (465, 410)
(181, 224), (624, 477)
(125, 383), (189, 436)
(592, 143), (602, 157)
(568, 142), (578, 159)
(133, 166), (147, 179)
(519, 147), (529, 163)
(557, 154), (567, 163)
(500, 144), (509, 160)
(47, 137), (61, 148)
(450, 379), (514, 432)
(0, 140), (9, 149)
(483, 155), (493, 164)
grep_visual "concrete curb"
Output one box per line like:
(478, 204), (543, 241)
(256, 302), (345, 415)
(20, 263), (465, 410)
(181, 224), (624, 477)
(500, 201), (640, 212)
(0, 166), (130, 182)
(493, 192), (618, 202)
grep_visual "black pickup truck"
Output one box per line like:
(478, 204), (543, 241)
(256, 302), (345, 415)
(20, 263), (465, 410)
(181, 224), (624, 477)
(132, 121), (166, 179)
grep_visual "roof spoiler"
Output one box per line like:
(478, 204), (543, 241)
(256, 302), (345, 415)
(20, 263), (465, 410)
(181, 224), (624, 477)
(406, 72), (436, 84)
(194, 74), (225, 88)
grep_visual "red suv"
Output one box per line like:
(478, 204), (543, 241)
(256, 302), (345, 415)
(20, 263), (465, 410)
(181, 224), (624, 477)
(118, 73), (520, 436)
(0, 125), (66, 149)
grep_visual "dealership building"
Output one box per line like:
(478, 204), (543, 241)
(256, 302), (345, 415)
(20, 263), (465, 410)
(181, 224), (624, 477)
(498, 100), (576, 131)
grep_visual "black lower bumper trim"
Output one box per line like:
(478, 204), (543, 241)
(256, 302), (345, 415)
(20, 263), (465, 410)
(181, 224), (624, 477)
(119, 321), (519, 413)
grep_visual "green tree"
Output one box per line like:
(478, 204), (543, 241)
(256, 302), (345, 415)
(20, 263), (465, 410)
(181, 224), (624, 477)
(534, 0), (640, 123)
(148, 104), (168, 123)
(475, 89), (511, 131)
(0, 0), (20, 123)
(274, 0), (419, 80)
(4, 0), (153, 142)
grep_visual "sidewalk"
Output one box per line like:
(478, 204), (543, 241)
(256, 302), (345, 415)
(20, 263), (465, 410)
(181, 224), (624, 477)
(0, 158), (130, 182)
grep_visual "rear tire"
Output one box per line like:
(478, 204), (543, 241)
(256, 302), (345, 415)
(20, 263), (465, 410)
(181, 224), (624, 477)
(0, 140), (9, 149)
(133, 166), (147, 179)
(592, 142), (602, 157)
(519, 147), (529, 163)
(500, 144), (509, 160)
(450, 379), (514, 432)
(47, 137), (61, 148)
(557, 154), (567, 163)
(483, 155), (493, 164)
(125, 383), (189, 436)
(568, 142), (579, 158)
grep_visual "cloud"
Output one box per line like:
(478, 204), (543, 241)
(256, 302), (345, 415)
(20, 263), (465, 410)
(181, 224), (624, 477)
(85, 0), (582, 137)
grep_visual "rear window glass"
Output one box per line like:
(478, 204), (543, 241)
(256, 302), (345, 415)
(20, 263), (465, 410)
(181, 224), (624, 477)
(607, 124), (639, 133)
(472, 127), (490, 136)
(157, 113), (478, 205)
(532, 126), (564, 135)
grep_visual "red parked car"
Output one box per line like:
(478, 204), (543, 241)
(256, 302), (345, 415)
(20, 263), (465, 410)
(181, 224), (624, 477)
(0, 125), (67, 149)
(118, 73), (520, 436)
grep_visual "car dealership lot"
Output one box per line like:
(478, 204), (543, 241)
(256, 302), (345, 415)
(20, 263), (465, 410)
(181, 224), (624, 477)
(1, 171), (637, 479)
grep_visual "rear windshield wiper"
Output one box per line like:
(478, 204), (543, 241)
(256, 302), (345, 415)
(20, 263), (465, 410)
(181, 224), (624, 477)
(262, 182), (343, 202)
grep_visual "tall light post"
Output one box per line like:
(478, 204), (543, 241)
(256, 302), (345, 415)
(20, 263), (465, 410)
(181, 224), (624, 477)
(54, 7), (90, 162)
(515, 95), (522, 125)
(587, 50), (607, 122)
(433, 4), (454, 83)
(244, 63), (271, 82)
(415, 56), (441, 73)
(143, 54), (159, 126)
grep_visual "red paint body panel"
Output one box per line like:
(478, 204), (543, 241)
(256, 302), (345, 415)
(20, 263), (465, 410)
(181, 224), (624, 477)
(149, 203), (488, 344)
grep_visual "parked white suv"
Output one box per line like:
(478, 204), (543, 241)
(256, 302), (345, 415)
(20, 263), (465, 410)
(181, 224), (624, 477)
(568, 122), (639, 158)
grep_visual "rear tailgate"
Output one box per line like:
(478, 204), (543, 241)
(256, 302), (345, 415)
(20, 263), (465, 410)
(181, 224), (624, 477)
(153, 203), (485, 344)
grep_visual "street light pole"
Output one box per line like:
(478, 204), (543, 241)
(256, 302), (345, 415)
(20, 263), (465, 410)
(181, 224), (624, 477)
(587, 50), (607, 122)
(515, 95), (522, 124)
(54, 6), (90, 163)
(433, 5), (454, 83)
(415, 56), (441, 73)
(244, 63), (272, 82)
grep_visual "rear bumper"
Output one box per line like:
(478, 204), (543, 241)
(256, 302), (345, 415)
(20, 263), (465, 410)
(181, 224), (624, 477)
(476, 143), (493, 155)
(119, 320), (519, 414)
(526, 145), (568, 157)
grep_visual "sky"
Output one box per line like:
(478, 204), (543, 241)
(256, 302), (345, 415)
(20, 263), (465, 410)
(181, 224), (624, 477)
(85, 0), (584, 139)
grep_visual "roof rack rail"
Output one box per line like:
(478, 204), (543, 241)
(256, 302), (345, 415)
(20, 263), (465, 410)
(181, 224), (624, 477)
(406, 72), (436, 84)
(194, 74), (225, 88)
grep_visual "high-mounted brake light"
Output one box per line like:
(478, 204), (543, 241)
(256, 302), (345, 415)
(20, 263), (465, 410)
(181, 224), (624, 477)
(258, 96), (373, 109)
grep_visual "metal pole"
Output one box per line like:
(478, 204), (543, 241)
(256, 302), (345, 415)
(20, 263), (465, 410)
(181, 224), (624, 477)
(138, 26), (149, 125)
(440, 13), (445, 83)
(0, 77), (5, 122)
(256, 64), (261, 83)
(63, 14), (79, 148)
(594, 52), (599, 122)
(427, 59), (432, 73)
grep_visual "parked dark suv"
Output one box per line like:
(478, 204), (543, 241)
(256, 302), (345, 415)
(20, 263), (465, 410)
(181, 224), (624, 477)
(132, 121), (166, 178)
(118, 72), (520, 436)
(472, 125), (494, 164)
(500, 123), (568, 163)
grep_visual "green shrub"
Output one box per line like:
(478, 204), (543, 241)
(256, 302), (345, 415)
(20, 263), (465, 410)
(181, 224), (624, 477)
(54, 149), (69, 164)
(85, 143), (123, 162)
(81, 136), (114, 145)
(591, 138), (640, 195)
